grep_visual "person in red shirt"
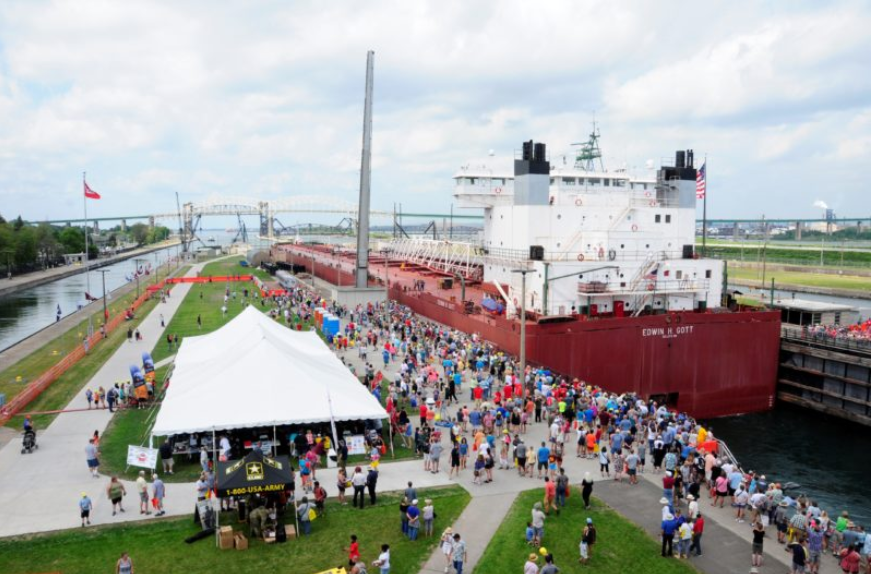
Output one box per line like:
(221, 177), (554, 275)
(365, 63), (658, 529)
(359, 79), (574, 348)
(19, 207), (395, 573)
(419, 403), (428, 427)
(544, 476), (558, 515)
(473, 386), (483, 407)
(689, 514), (704, 556)
(345, 534), (360, 568)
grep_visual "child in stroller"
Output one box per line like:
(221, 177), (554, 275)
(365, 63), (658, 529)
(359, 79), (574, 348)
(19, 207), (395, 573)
(21, 417), (37, 454)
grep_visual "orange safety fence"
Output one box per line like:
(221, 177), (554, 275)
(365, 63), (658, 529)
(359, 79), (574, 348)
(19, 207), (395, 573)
(0, 286), (166, 426)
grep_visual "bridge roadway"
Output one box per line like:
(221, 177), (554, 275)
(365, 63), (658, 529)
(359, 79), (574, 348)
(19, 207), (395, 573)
(19, 194), (871, 227)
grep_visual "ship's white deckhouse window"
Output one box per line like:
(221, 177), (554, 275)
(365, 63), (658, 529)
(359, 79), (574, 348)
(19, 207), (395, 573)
(563, 178), (576, 185)
(604, 179), (610, 186)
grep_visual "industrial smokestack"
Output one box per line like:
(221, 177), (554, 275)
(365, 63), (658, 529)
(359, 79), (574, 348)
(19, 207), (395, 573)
(355, 51), (375, 288)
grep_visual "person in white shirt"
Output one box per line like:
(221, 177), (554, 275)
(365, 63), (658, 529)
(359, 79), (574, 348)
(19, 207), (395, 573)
(373, 543), (390, 574)
(687, 494), (700, 519)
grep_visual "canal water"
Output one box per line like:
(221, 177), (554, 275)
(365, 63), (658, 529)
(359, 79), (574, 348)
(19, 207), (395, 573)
(0, 245), (178, 351)
(706, 403), (869, 525)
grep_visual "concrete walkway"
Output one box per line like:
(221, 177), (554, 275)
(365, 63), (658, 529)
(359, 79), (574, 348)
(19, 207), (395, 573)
(0, 258), (203, 537)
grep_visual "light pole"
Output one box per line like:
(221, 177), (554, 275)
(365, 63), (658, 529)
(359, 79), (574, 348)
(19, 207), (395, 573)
(97, 269), (110, 328)
(310, 250), (317, 289)
(511, 268), (531, 398)
(134, 258), (146, 298)
(381, 248), (393, 290)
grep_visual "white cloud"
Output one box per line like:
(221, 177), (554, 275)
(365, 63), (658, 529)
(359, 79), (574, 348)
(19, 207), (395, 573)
(0, 0), (867, 221)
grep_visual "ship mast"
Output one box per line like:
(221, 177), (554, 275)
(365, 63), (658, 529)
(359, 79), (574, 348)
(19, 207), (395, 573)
(571, 122), (605, 172)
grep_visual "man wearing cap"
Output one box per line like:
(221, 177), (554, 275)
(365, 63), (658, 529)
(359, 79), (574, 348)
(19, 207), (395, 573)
(687, 494), (699, 520)
(579, 517), (596, 564)
(366, 465), (379, 505)
(406, 499), (420, 541)
(79, 492), (93, 527)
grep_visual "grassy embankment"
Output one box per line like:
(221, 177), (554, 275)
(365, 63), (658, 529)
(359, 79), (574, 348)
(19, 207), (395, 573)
(0, 485), (470, 574)
(475, 489), (697, 574)
(2, 301), (168, 431)
(704, 244), (871, 268)
(100, 258), (413, 482)
(728, 265), (871, 293)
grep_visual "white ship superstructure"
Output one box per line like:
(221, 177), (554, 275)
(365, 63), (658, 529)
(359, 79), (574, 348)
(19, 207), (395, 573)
(449, 134), (723, 317)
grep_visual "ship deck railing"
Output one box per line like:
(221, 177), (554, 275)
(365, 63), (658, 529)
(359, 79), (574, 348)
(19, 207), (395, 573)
(780, 325), (871, 355)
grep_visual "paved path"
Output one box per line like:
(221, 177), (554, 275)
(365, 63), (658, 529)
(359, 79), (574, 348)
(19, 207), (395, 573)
(0, 258), (202, 537)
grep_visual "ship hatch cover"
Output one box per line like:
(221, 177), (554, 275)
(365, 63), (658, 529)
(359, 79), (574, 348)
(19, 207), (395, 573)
(537, 315), (575, 325)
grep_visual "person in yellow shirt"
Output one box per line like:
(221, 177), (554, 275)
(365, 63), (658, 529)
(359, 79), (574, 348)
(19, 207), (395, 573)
(697, 426), (707, 446)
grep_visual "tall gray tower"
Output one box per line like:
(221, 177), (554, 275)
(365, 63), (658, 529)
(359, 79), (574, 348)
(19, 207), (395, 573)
(355, 51), (375, 288)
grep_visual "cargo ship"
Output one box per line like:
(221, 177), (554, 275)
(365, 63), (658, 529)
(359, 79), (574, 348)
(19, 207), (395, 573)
(273, 132), (781, 419)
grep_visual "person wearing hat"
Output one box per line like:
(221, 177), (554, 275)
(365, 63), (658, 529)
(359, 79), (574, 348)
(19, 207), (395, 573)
(406, 499), (420, 541)
(687, 494), (699, 520)
(524, 553), (539, 574)
(579, 517), (596, 564)
(366, 464), (379, 506)
(79, 492), (93, 527)
(662, 512), (678, 557)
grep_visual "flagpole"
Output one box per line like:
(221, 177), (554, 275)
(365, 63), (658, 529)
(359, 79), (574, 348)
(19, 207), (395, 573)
(701, 155), (708, 258)
(83, 172), (91, 294)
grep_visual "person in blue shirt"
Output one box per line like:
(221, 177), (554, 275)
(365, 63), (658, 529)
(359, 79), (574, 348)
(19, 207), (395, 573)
(661, 514), (678, 557)
(611, 432), (623, 453)
(79, 493), (92, 527)
(537, 442), (550, 479)
(382, 349), (390, 367)
(727, 470), (744, 501)
(406, 500), (421, 540)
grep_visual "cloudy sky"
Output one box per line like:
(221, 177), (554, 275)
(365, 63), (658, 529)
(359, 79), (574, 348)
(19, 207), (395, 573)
(0, 1), (868, 227)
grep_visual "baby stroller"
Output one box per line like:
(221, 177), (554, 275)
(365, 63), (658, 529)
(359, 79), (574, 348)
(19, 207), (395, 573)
(21, 429), (37, 454)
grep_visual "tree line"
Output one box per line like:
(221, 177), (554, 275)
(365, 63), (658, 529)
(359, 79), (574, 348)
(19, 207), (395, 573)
(0, 214), (171, 274)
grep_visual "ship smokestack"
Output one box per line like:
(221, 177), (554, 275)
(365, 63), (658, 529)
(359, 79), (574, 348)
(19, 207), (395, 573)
(676, 150), (686, 169)
(514, 140), (550, 206)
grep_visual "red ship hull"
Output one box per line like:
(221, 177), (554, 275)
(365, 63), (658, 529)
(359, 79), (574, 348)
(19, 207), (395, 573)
(274, 244), (780, 419)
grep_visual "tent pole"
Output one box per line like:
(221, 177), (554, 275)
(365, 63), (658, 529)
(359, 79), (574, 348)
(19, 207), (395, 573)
(272, 425), (277, 458)
(389, 420), (395, 459)
(212, 429), (218, 548)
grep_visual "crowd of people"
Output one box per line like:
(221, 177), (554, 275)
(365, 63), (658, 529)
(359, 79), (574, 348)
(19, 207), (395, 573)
(74, 266), (870, 573)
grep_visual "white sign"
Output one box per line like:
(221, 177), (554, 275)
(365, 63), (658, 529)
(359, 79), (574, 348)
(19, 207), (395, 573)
(641, 325), (695, 339)
(126, 445), (158, 469)
(347, 434), (367, 456)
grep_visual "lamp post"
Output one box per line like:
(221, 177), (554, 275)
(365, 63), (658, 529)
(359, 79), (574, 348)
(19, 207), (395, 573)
(381, 248), (393, 290)
(97, 269), (110, 329)
(310, 250), (317, 289)
(511, 268), (531, 398)
(134, 258), (146, 298)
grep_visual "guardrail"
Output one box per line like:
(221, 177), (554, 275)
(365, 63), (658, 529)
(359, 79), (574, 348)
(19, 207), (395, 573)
(780, 326), (871, 354)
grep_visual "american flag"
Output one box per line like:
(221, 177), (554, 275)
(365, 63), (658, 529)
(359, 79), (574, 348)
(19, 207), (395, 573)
(696, 162), (706, 199)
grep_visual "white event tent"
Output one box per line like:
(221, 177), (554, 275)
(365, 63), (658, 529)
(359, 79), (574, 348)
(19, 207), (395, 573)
(151, 306), (388, 438)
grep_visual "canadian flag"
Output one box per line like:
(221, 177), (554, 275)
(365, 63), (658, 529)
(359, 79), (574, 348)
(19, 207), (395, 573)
(84, 181), (101, 200)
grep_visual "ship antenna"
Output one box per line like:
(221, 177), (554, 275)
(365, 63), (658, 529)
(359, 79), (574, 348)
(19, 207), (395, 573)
(571, 120), (605, 172)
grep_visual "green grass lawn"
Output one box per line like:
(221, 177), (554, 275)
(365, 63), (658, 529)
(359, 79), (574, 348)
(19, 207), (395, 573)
(729, 265), (871, 292)
(0, 485), (470, 574)
(475, 489), (697, 574)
